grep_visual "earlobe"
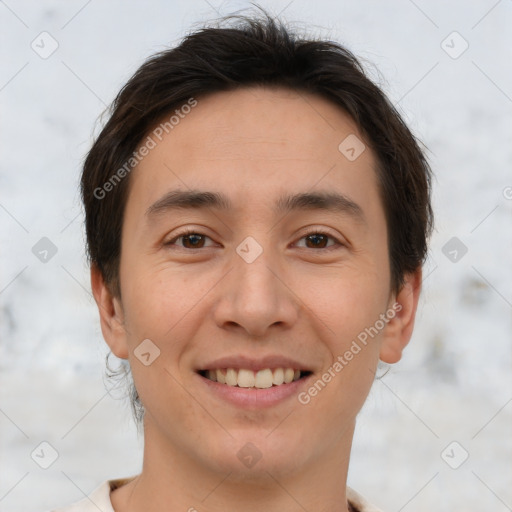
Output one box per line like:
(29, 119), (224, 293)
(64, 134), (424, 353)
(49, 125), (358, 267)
(379, 269), (422, 364)
(90, 265), (129, 359)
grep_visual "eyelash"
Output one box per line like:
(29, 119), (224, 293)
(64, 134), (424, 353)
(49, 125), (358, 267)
(164, 228), (344, 252)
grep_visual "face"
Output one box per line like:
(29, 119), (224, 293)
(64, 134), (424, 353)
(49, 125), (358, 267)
(93, 86), (420, 481)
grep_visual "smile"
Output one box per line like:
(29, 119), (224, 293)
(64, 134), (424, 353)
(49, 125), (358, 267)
(198, 368), (312, 389)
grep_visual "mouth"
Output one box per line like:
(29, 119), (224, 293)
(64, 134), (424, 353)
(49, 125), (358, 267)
(197, 368), (313, 389)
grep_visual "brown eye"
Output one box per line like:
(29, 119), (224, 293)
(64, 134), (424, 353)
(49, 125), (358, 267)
(165, 230), (214, 249)
(295, 231), (342, 250)
(304, 233), (329, 249)
(180, 233), (206, 249)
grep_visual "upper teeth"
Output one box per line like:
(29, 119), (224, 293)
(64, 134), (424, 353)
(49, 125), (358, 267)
(205, 368), (302, 388)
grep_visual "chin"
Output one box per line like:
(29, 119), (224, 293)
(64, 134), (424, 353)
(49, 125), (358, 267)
(198, 429), (310, 478)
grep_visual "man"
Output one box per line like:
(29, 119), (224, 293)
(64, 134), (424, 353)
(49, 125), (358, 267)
(53, 10), (433, 512)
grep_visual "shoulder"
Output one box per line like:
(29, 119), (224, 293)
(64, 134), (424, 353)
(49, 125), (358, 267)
(347, 486), (384, 512)
(48, 476), (136, 512)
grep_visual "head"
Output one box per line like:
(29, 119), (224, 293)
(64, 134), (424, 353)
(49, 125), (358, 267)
(83, 11), (432, 476)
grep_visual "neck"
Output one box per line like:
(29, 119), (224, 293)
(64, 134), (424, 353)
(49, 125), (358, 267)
(111, 418), (355, 512)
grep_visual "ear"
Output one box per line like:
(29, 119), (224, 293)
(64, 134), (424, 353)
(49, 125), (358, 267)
(379, 268), (422, 364)
(90, 265), (129, 359)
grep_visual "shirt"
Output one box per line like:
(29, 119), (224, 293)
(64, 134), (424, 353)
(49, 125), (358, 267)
(49, 476), (383, 512)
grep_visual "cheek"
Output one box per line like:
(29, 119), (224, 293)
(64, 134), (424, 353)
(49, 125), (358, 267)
(302, 264), (387, 403)
(128, 354), (201, 445)
(121, 272), (194, 417)
(120, 264), (211, 386)
(120, 263), (193, 337)
(306, 264), (389, 336)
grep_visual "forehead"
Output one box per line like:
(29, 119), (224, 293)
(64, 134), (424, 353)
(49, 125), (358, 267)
(126, 86), (382, 222)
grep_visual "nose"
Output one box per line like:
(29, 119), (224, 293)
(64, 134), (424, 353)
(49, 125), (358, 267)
(212, 244), (300, 338)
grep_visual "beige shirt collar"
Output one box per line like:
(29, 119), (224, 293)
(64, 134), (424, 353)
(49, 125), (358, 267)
(51, 476), (383, 512)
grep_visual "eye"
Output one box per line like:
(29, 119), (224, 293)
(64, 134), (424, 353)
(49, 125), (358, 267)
(164, 228), (344, 251)
(294, 230), (343, 250)
(164, 229), (215, 249)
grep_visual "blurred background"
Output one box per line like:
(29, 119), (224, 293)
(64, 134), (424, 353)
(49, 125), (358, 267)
(0, 1), (511, 511)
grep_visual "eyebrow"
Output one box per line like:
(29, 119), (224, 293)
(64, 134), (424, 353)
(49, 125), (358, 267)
(145, 189), (365, 223)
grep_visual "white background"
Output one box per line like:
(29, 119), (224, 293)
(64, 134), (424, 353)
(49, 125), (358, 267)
(0, 1), (511, 511)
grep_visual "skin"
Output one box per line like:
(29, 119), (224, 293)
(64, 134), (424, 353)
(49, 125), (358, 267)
(91, 85), (422, 512)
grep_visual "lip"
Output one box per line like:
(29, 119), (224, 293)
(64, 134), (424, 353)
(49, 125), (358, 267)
(196, 354), (312, 372)
(196, 371), (313, 409)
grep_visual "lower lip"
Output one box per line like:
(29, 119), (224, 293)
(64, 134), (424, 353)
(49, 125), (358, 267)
(196, 372), (312, 408)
